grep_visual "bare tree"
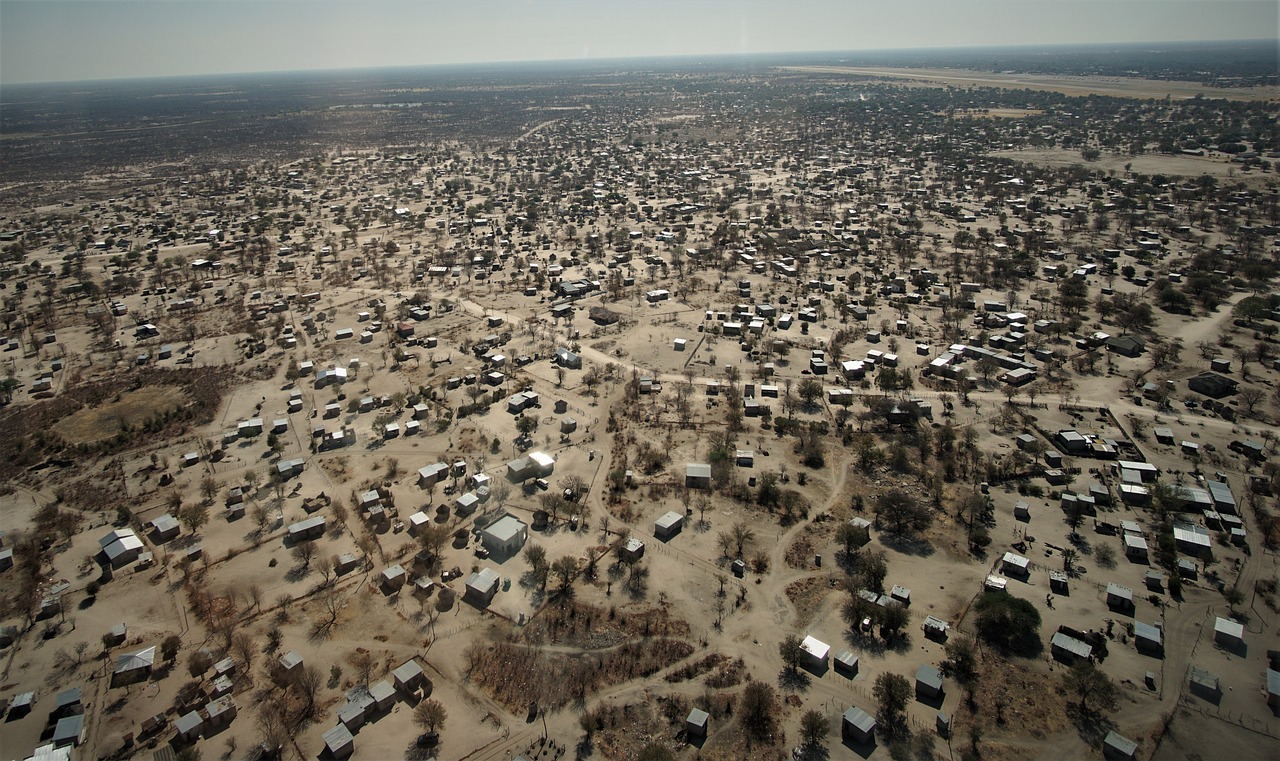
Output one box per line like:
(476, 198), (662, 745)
(292, 540), (316, 569)
(349, 650), (376, 686)
(414, 698), (448, 733)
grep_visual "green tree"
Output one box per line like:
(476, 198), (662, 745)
(939, 636), (979, 702)
(973, 592), (1042, 656)
(178, 502), (210, 534)
(836, 521), (869, 559)
(737, 681), (778, 742)
(874, 489), (933, 536)
(161, 634), (182, 662)
(799, 709), (828, 749)
(1061, 661), (1118, 715)
(779, 634), (804, 673)
(797, 378), (823, 408)
(873, 672), (912, 740)
(879, 603), (909, 639)
(525, 543), (549, 588)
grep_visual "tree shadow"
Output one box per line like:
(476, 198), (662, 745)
(284, 564), (311, 583)
(778, 667), (811, 692)
(880, 534), (935, 558)
(842, 629), (889, 658)
(1066, 702), (1117, 746)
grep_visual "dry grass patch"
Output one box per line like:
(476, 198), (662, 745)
(785, 576), (834, 627)
(663, 652), (747, 688)
(784, 523), (823, 569)
(524, 601), (691, 648)
(52, 385), (189, 444)
(466, 638), (695, 711)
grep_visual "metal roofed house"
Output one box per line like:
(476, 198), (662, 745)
(1173, 523), (1212, 558)
(392, 659), (427, 694)
(1051, 632), (1094, 664)
(287, 516), (326, 542)
(1189, 667), (1221, 702)
(1187, 371), (1237, 399)
(799, 635), (830, 670)
(620, 537), (645, 562)
(204, 696), (237, 730)
(1134, 621), (1164, 657)
(51, 687), (83, 721)
(417, 462), (449, 488)
(174, 710), (204, 742)
(1001, 552), (1030, 577)
(915, 664), (944, 699)
(1103, 730), (1139, 761)
(1213, 617), (1245, 651)
(111, 645), (156, 686)
(685, 707), (709, 739)
(380, 564), (406, 592)
(99, 528), (144, 568)
(654, 511), (685, 540)
(923, 616), (950, 641)
(834, 650), (859, 676)
(455, 491), (480, 515)
(464, 568), (501, 606)
(368, 680), (396, 712)
(841, 706), (876, 744)
(685, 463), (712, 489)
(52, 713), (85, 748)
(481, 515), (528, 558)
(1106, 583), (1134, 612)
(1123, 533), (1149, 561)
(279, 650), (304, 672)
(323, 722), (355, 758)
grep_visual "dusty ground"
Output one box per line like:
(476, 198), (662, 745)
(780, 65), (1280, 101)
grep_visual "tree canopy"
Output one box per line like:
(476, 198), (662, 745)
(973, 592), (1042, 656)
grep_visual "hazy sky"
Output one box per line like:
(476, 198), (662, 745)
(2, 0), (1276, 85)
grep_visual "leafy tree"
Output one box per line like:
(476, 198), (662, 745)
(874, 490), (933, 536)
(779, 634), (804, 673)
(856, 549), (889, 593)
(873, 672), (912, 739)
(799, 709), (828, 749)
(797, 378), (823, 407)
(973, 592), (1042, 656)
(737, 681), (778, 742)
(939, 636), (979, 701)
(835, 521), (869, 559)
(161, 634), (182, 662)
(1061, 661), (1118, 715)
(525, 543), (549, 588)
(879, 603), (909, 639)
(178, 502), (209, 534)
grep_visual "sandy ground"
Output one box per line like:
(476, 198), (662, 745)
(779, 66), (1280, 101)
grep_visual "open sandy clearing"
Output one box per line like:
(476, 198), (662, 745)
(780, 65), (1280, 101)
(52, 385), (189, 444)
(990, 147), (1270, 182)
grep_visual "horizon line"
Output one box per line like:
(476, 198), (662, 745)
(3, 38), (1275, 89)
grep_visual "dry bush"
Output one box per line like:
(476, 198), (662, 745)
(470, 638), (695, 711)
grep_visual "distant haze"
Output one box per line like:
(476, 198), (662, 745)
(2, 0), (1277, 85)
